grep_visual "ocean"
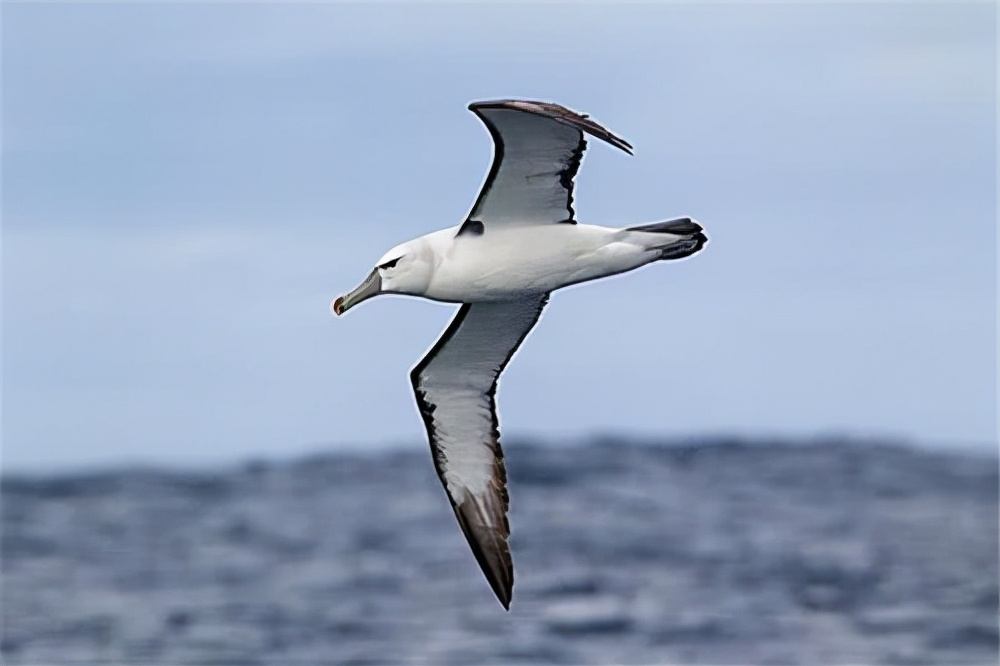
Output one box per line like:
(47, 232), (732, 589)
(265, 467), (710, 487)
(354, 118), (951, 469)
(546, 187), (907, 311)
(3, 437), (997, 665)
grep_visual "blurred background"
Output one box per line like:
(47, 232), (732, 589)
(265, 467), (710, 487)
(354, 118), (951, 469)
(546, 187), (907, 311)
(2, 2), (996, 664)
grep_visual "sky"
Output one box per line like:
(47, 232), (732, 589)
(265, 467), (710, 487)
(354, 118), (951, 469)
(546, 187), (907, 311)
(2, 2), (996, 472)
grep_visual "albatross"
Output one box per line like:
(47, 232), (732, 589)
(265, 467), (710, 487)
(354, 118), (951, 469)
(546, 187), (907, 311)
(333, 99), (707, 609)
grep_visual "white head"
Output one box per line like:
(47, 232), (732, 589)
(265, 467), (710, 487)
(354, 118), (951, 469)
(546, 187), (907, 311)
(332, 239), (434, 315)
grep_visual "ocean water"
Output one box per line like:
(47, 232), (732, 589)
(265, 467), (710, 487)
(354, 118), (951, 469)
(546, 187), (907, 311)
(3, 438), (997, 665)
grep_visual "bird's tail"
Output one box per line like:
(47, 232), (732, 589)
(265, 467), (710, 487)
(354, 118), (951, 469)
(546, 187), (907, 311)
(625, 217), (708, 261)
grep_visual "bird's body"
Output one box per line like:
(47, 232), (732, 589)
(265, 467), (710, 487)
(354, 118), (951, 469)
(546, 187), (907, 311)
(333, 99), (707, 610)
(388, 223), (693, 303)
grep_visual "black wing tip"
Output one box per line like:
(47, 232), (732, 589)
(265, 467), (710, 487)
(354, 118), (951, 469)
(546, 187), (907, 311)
(468, 98), (633, 156)
(453, 500), (514, 611)
(468, 99), (508, 112)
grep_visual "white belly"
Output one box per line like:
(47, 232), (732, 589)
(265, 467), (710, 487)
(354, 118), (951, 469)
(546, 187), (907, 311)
(424, 224), (655, 302)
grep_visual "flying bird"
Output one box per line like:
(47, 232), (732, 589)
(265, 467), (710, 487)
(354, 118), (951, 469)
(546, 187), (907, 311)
(333, 99), (707, 609)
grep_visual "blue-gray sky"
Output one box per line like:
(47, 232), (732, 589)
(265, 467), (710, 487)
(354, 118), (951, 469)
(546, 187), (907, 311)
(3, 2), (996, 471)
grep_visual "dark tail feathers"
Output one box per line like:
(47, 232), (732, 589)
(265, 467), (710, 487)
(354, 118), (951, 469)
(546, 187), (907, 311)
(626, 216), (708, 261)
(626, 217), (703, 235)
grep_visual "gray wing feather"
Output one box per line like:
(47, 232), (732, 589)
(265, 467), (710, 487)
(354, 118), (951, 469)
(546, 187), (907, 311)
(462, 100), (632, 231)
(410, 296), (548, 609)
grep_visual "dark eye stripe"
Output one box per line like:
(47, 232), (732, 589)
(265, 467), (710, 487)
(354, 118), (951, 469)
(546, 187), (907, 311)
(378, 257), (401, 270)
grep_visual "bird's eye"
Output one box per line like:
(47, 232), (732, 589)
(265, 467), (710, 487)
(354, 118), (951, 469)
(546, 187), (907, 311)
(378, 257), (401, 270)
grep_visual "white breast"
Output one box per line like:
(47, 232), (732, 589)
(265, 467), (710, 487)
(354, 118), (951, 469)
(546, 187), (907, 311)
(423, 224), (653, 302)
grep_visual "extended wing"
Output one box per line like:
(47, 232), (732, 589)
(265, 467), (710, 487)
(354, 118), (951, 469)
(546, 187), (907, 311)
(460, 100), (632, 233)
(409, 296), (548, 609)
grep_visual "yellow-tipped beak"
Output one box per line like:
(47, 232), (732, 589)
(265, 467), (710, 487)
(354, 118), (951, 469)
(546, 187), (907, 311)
(332, 269), (382, 316)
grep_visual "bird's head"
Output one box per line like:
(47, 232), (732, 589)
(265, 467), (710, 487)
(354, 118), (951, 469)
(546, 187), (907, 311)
(332, 240), (432, 315)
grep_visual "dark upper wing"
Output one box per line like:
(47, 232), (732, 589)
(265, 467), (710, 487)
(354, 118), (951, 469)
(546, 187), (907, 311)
(409, 296), (548, 609)
(460, 100), (633, 233)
